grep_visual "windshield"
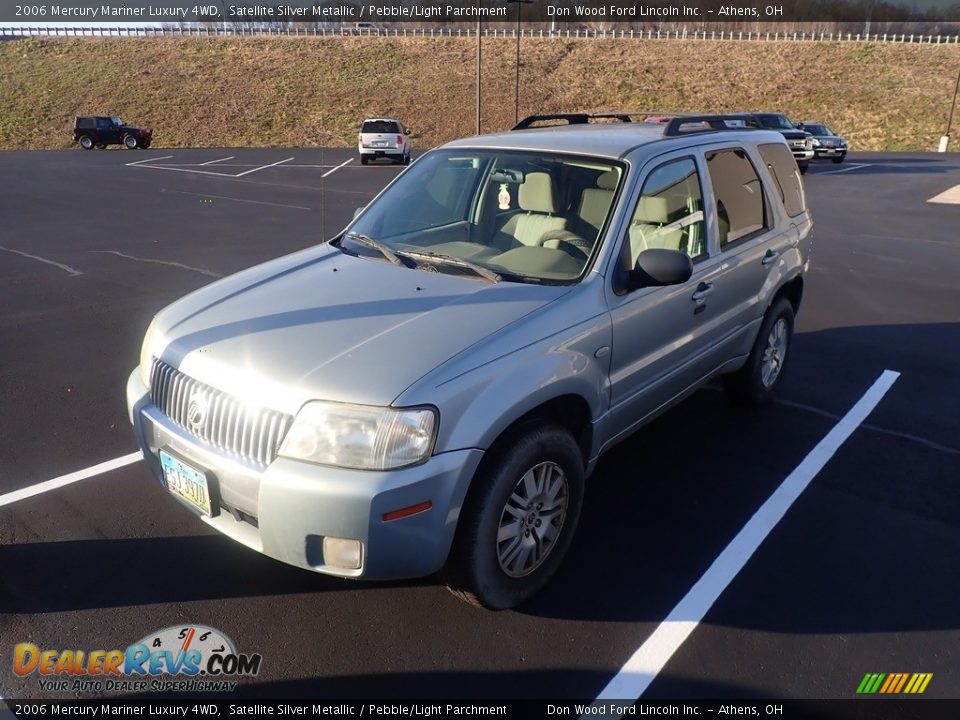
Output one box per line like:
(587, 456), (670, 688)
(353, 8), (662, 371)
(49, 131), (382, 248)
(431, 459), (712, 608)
(803, 124), (830, 136)
(757, 114), (797, 130)
(342, 149), (625, 284)
(111, 116), (125, 126)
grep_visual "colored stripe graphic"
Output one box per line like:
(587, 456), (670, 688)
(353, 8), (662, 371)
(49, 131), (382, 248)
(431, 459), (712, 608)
(857, 673), (932, 694)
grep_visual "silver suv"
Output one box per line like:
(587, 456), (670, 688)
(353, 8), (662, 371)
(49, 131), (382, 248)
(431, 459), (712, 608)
(358, 117), (411, 165)
(127, 114), (812, 609)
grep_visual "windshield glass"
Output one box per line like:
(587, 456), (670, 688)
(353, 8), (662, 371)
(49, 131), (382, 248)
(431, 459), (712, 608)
(757, 114), (797, 130)
(803, 124), (830, 135)
(111, 116), (124, 126)
(343, 149), (624, 284)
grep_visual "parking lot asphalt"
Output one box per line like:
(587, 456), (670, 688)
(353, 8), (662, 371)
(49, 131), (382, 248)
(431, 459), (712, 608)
(1, 148), (958, 702)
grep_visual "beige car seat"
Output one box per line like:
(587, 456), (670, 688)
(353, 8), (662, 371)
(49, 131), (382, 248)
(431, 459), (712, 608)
(497, 172), (567, 247)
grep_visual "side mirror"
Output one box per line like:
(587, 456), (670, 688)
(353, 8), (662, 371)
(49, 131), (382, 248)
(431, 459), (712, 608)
(629, 249), (693, 290)
(795, 122), (805, 129)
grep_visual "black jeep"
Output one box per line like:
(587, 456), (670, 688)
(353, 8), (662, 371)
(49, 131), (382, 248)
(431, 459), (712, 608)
(73, 116), (152, 150)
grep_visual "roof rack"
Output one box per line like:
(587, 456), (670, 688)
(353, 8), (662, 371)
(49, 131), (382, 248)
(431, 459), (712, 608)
(510, 111), (685, 131)
(663, 114), (761, 136)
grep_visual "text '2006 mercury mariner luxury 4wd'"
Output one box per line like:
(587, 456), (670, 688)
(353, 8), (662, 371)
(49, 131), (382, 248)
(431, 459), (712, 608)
(127, 114), (812, 609)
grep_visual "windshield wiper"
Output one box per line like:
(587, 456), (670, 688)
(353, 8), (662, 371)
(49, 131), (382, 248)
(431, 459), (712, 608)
(397, 250), (501, 284)
(343, 232), (403, 266)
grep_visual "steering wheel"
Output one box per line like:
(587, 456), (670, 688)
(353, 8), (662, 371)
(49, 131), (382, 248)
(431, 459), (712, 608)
(535, 230), (592, 261)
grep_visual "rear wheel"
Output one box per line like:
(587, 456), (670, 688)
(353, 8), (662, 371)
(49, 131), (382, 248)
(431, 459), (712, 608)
(123, 134), (139, 150)
(723, 297), (795, 406)
(444, 422), (584, 610)
(360, 155), (368, 166)
(79, 136), (95, 150)
(141, 140), (151, 149)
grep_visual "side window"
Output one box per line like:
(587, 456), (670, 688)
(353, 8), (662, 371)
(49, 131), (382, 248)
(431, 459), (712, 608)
(96, 118), (111, 130)
(705, 148), (768, 247)
(625, 157), (705, 269)
(758, 142), (805, 217)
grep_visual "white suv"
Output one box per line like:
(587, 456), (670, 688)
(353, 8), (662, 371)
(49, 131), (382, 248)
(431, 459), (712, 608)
(358, 118), (412, 165)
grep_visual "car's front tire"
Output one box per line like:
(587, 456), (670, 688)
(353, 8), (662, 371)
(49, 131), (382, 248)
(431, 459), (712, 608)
(798, 162), (809, 175)
(444, 422), (584, 610)
(724, 296), (795, 406)
(123, 134), (139, 150)
(831, 155), (844, 164)
(360, 155), (368, 166)
(79, 136), (95, 150)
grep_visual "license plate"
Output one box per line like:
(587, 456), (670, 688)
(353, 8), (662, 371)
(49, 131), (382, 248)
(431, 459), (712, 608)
(826, 149), (836, 154)
(372, 141), (388, 147)
(160, 450), (213, 516)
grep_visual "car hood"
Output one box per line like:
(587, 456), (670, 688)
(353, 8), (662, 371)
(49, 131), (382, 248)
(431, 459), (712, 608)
(147, 246), (569, 415)
(778, 129), (809, 140)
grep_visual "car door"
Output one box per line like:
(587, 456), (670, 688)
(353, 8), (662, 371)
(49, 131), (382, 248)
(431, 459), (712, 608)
(604, 152), (733, 446)
(96, 117), (116, 145)
(698, 144), (798, 360)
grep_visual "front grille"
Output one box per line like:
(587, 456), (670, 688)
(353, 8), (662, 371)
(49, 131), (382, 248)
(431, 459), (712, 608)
(149, 359), (294, 468)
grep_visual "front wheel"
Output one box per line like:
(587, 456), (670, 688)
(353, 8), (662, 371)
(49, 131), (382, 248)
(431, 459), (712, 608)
(831, 156), (844, 164)
(123, 134), (139, 150)
(723, 297), (795, 406)
(79, 135), (95, 150)
(798, 163), (809, 175)
(444, 423), (584, 610)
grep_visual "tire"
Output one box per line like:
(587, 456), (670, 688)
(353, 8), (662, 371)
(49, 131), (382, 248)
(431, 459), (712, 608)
(403, 151), (411, 165)
(79, 136), (95, 150)
(360, 155), (368, 166)
(141, 141), (151, 149)
(123, 134), (139, 150)
(444, 422), (584, 610)
(798, 163), (809, 175)
(831, 156), (844, 164)
(723, 297), (795, 406)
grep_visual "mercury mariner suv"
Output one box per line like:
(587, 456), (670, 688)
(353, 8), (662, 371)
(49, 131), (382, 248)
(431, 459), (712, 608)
(127, 113), (812, 609)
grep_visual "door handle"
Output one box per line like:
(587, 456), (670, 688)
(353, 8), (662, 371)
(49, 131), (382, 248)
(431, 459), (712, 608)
(762, 249), (780, 265)
(691, 282), (714, 302)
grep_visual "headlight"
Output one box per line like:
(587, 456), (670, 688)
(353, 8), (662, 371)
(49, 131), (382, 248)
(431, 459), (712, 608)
(810, 138), (821, 147)
(278, 401), (438, 470)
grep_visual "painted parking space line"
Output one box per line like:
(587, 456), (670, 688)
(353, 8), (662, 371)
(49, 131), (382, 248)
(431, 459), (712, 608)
(88, 250), (223, 278)
(322, 158), (354, 177)
(0, 246), (83, 276)
(927, 184), (960, 204)
(234, 156), (295, 177)
(127, 163), (237, 178)
(125, 155), (174, 166)
(199, 156), (235, 166)
(585, 369), (900, 716)
(0, 452), (142, 509)
(815, 162), (871, 176)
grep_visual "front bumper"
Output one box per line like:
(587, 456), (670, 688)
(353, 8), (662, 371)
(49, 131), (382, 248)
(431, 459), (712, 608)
(790, 148), (815, 163)
(813, 147), (846, 159)
(127, 369), (482, 580)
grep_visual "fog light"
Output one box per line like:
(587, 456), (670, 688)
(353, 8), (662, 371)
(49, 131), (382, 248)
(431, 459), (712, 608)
(323, 537), (363, 570)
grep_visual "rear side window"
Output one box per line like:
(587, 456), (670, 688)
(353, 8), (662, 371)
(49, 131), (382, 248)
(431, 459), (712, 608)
(758, 143), (806, 217)
(705, 148), (768, 247)
(362, 121), (400, 134)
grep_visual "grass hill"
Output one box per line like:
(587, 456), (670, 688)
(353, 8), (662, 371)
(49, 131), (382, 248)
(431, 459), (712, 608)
(0, 36), (957, 150)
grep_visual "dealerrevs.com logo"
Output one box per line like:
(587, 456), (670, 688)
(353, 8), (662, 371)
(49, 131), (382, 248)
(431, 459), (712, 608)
(14, 625), (262, 693)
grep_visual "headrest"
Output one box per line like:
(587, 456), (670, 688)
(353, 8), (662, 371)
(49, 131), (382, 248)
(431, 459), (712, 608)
(635, 195), (670, 225)
(596, 170), (619, 190)
(518, 172), (556, 214)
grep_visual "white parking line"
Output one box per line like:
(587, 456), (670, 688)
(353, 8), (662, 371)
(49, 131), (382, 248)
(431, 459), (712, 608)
(88, 250), (223, 278)
(0, 452), (143, 509)
(0, 246), (83, 276)
(234, 156), (295, 177)
(927, 184), (960, 204)
(125, 155), (174, 166)
(199, 156), (235, 166)
(586, 369), (900, 715)
(322, 158), (353, 177)
(815, 162), (871, 176)
(127, 164), (237, 178)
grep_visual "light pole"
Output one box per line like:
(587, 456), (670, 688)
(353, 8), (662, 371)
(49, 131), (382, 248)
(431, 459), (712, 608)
(507, 0), (534, 126)
(940, 63), (960, 152)
(476, 16), (482, 135)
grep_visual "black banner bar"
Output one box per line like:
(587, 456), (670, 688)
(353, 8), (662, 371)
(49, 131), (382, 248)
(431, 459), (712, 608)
(4, 699), (960, 720)
(2, 0), (960, 24)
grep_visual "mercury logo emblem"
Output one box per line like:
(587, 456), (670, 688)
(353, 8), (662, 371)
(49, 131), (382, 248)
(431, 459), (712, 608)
(187, 394), (208, 432)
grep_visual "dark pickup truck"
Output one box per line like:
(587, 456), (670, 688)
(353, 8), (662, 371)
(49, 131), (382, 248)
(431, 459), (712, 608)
(729, 112), (814, 174)
(74, 116), (152, 150)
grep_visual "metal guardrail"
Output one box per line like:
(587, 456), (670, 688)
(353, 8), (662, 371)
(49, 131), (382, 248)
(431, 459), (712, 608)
(1, 26), (959, 43)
